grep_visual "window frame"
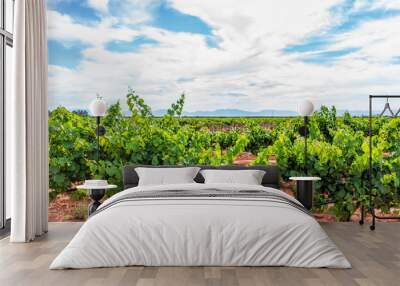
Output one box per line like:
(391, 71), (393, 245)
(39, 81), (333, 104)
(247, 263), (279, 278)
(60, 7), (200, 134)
(0, 0), (13, 233)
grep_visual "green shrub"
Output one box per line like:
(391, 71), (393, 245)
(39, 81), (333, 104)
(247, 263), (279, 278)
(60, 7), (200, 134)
(49, 89), (249, 197)
(254, 108), (400, 221)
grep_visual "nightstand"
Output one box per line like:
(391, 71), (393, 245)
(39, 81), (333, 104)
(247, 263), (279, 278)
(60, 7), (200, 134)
(289, 177), (321, 210)
(77, 181), (117, 216)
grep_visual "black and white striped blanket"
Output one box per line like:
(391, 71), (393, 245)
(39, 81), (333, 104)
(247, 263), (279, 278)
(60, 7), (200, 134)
(91, 189), (311, 217)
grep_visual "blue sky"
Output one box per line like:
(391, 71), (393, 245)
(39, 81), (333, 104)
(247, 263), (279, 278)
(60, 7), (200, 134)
(47, 0), (400, 112)
(48, 1), (217, 68)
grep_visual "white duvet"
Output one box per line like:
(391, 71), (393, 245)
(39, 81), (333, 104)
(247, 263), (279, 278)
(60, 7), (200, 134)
(50, 183), (351, 269)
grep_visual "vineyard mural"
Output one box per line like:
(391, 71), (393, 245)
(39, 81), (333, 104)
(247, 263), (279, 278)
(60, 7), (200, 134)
(47, 1), (400, 221)
(49, 90), (400, 221)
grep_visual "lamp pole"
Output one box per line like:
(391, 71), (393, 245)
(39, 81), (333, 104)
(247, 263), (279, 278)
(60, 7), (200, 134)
(94, 116), (106, 163)
(304, 116), (309, 175)
(96, 116), (100, 162)
(89, 95), (107, 164)
(297, 100), (314, 175)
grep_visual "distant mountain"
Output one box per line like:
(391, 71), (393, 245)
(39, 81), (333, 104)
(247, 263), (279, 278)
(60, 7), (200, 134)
(65, 107), (374, 117)
(153, 109), (298, 117)
(153, 108), (372, 117)
(336, 110), (370, 117)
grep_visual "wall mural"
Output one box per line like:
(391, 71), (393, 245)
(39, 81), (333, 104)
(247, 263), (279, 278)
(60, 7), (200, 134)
(47, 1), (400, 223)
(48, 0), (400, 115)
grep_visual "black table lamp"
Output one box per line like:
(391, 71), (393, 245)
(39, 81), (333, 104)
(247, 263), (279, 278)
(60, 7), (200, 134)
(297, 100), (314, 174)
(89, 94), (107, 162)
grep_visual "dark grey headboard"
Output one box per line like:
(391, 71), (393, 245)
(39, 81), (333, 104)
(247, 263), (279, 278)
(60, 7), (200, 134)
(123, 165), (280, 190)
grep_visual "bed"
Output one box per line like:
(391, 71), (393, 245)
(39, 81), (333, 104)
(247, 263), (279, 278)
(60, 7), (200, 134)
(50, 165), (351, 269)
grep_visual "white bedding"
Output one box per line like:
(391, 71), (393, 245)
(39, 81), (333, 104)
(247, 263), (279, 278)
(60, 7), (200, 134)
(50, 183), (351, 269)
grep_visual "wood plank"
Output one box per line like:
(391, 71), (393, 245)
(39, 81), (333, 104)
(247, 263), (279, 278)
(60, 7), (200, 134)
(0, 222), (399, 286)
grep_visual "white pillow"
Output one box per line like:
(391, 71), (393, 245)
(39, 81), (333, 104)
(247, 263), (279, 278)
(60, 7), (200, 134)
(200, 169), (265, 185)
(135, 167), (200, 186)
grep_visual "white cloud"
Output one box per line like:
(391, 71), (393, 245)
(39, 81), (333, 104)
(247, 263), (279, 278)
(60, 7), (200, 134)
(87, 0), (109, 14)
(170, 0), (341, 49)
(47, 10), (140, 46)
(108, 0), (160, 25)
(368, 0), (400, 10)
(331, 16), (400, 62)
(47, 0), (400, 112)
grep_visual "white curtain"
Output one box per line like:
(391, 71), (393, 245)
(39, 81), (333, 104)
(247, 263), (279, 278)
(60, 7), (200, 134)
(9, 0), (48, 242)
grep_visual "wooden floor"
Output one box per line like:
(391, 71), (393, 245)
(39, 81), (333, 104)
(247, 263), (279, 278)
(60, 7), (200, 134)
(0, 222), (399, 286)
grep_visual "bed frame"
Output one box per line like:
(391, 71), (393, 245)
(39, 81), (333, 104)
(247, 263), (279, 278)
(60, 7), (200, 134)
(123, 165), (280, 190)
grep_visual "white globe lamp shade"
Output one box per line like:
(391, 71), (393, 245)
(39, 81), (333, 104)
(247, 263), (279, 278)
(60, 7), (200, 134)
(297, 100), (314, 116)
(89, 97), (107, 117)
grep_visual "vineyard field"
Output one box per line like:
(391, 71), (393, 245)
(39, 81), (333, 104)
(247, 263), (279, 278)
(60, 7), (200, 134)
(49, 90), (400, 221)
